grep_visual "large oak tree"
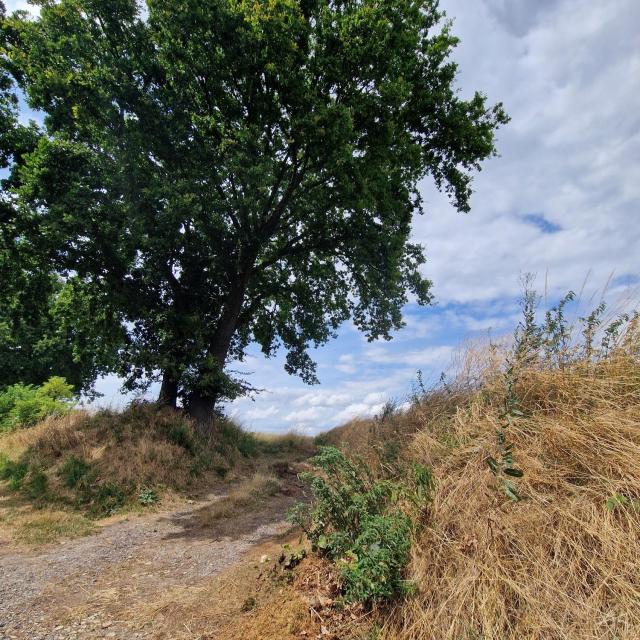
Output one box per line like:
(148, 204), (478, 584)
(2, 0), (507, 425)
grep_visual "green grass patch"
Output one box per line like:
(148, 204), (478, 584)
(13, 511), (96, 545)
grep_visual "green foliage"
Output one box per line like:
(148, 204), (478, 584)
(486, 363), (525, 502)
(92, 482), (126, 516)
(0, 454), (28, 489)
(138, 486), (159, 506)
(58, 456), (93, 490)
(3, 0), (507, 410)
(605, 493), (640, 512)
(0, 453), (47, 498)
(0, 377), (75, 432)
(240, 596), (256, 612)
(24, 470), (48, 500)
(214, 419), (259, 459)
(236, 431), (259, 458)
(291, 446), (433, 603)
(338, 513), (413, 602)
(167, 423), (196, 455)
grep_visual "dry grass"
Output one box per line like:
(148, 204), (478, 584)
(9, 509), (96, 545)
(0, 405), (229, 490)
(323, 336), (640, 639)
(0, 403), (267, 533)
(253, 431), (317, 457)
(196, 472), (283, 525)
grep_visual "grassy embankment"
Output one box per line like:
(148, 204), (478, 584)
(229, 295), (640, 640)
(0, 402), (314, 545)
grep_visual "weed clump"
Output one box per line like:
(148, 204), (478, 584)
(291, 447), (433, 603)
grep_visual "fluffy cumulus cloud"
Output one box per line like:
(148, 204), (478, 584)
(8, 1), (638, 432)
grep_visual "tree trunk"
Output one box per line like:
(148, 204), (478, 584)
(186, 393), (216, 437)
(185, 270), (252, 433)
(157, 371), (178, 409)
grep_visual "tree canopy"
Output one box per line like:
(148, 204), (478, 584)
(1, 1), (122, 391)
(2, 0), (508, 422)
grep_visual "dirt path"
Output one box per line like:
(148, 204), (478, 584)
(0, 484), (303, 640)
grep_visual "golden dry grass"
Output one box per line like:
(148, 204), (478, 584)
(8, 509), (96, 545)
(324, 336), (640, 639)
(196, 472), (283, 524)
(0, 404), (245, 496)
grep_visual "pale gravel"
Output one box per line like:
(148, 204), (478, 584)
(0, 493), (297, 640)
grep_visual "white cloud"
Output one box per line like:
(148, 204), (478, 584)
(365, 345), (454, 369)
(414, 0), (640, 305)
(283, 406), (323, 423)
(244, 404), (279, 421)
(333, 402), (386, 424)
(5, 1), (40, 15)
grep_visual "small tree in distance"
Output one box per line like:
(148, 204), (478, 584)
(3, 0), (508, 427)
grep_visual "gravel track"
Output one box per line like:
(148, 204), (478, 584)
(0, 491), (298, 640)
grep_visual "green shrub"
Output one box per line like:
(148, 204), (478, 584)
(236, 431), (259, 457)
(215, 419), (259, 458)
(0, 456), (29, 490)
(167, 423), (196, 454)
(0, 376), (75, 432)
(92, 482), (126, 516)
(58, 456), (93, 489)
(290, 446), (433, 604)
(339, 513), (413, 602)
(24, 470), (49, 500)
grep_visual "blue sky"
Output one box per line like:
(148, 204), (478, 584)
(5, 0), (640, 432)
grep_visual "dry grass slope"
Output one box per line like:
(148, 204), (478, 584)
(323, 334), (640, 639)
(0, 404), (314, 544)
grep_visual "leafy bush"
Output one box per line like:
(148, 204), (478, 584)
(339, 513), (413, 602)
(92, 482), (126, 516)
(291, 446), (433, 604)
(0, 376), (75, 432)
(58, 456), (93, 490)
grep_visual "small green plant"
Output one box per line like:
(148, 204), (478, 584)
(278, 544), (307, 569)
(605, 493), (640, 512)
(24, 470), (49, 500)
(138, 486), (160, 506)
(241, 596), (256, 612)
(167, 423), (196, 454)
(486, 363), (525, 502)
(290, 446), (433, 604)
(236, 431), (259, 458)
(542, 291), (576, 368)
(362, 625), (383, 640)
(0, 457), (29, 490)
(601, 313), (637, 356)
